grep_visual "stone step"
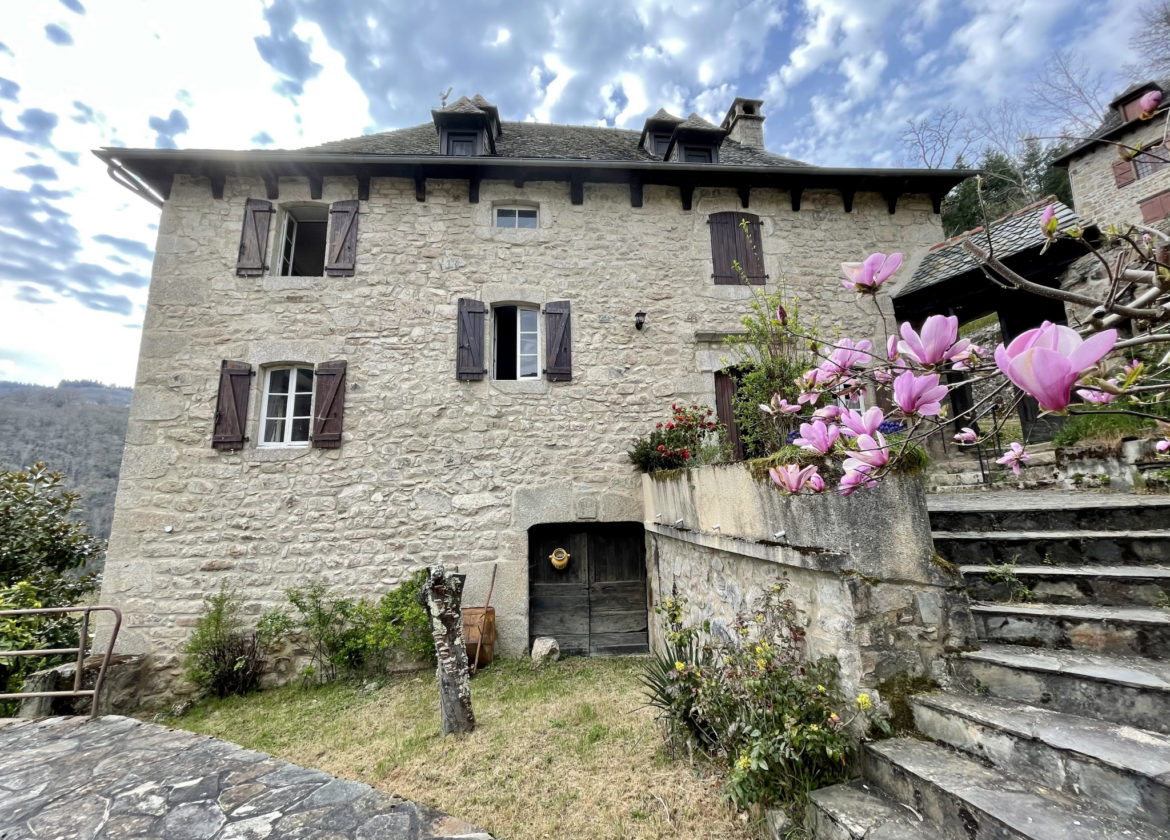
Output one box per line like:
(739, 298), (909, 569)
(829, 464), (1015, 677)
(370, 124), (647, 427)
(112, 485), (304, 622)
(933, 530), (1170, 566)
(805, 781), (936, 840)
(953, 644), (1170, 734)
(971, 602), (1170, 658)
(960, 564), (1170, 606)
(928, 494), (1170, 533)
(862, 738), (1169, 840)
(911, 692), (1170, 828)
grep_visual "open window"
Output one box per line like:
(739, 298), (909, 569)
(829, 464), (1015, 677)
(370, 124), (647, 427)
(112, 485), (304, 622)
(278, 206), (328, 276)
(493, 305), (541, 380)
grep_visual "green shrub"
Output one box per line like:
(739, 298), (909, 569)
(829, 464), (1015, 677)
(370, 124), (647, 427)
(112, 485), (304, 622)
(184, 588), (276, 698)
(1053, 400), (1170, 447)
(628, 404), (724, 473)
(641, 583), (888, 816)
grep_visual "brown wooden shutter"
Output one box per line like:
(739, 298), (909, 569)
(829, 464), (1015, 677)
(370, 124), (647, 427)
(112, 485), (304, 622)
(1113, 159), (1137, 188)
(709, 211), (766, 285)
(325, 200), (359, 276)
(1140, 189), (1170, 222)
(456, 298), (487, 380)
(714, 370), (743, 460)
(544, 300), (572, 382)
(311, 360), (346, 448)
(236, 199), (273, 276)
(211, 360), (253, 449)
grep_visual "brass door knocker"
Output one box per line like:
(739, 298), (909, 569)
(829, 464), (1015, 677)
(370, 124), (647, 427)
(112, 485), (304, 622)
(549, 547), (570, 570)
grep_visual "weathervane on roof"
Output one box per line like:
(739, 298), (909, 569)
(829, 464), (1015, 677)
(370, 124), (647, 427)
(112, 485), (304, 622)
(439, 86), (453, 108)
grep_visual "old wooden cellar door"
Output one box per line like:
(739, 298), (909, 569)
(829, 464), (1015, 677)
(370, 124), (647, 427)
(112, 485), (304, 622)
(528, 522), (648, 656)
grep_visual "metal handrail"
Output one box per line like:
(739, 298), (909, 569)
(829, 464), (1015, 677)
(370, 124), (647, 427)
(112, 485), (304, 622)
(0, 605), (122, 717)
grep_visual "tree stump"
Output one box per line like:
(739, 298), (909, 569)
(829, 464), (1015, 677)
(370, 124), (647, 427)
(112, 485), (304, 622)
(418, 565), (475, 735)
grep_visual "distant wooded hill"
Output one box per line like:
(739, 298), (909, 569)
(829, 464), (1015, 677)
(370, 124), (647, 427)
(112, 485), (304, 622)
(0, 380), (132, 543)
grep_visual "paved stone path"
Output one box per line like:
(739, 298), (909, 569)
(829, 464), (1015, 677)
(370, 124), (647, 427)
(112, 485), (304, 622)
(0, 716), (492, 840)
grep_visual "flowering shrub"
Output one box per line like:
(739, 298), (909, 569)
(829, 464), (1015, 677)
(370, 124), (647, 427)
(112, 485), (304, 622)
(641, 583), (888, 815)
(628, 404), (724, 472)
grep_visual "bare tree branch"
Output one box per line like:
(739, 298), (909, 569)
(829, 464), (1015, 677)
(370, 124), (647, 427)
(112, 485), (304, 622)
(900, 106), (976, 168)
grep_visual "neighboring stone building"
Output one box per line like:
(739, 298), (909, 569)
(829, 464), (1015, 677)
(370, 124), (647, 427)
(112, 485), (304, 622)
(1055, 79), (1170, 229)
(94, 95), (968, 700)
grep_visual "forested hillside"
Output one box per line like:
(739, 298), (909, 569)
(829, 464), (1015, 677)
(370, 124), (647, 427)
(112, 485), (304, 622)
(0, 380), (132, 542)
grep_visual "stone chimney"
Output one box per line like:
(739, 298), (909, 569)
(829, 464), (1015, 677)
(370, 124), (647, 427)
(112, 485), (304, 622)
(720, 98), (765, 149)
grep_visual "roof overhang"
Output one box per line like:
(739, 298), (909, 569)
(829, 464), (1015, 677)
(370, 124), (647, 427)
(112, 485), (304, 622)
(93, 147), (974, 213)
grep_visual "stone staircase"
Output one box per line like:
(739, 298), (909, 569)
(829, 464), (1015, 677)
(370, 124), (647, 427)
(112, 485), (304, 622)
(806, 491), (1170, 839)
(926, 444), (1059, 494)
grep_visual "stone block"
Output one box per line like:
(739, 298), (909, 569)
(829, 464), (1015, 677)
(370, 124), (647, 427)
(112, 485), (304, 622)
(531, 637), (560, 664)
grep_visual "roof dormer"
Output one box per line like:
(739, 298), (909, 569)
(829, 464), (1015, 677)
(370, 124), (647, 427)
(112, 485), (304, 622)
(638, 109), (683, 157)
(432, 94), (501, 156)
(663, 113), (726, 164)
(1111, 81), (1163, 123)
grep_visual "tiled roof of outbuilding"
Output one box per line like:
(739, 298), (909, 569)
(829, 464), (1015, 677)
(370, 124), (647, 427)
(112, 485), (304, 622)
(300, 120), (808, 167)
(895, 198), (1083, 298)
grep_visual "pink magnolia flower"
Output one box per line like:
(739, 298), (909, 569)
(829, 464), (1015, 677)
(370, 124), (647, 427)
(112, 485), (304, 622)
(893, 370), (948, 416)
(1040, 204), (1058, 238)
(951, 344), (987, 371)
(848, 432), (890, 469)
(1156, 439), (1170, 455)
(954, 427), (978, 445)
(797, 391), (821, 406)
(1076, 379), (1119, 405)
(886, 334), (900, 362)
(994, 322), (1118, 412)
(839, 465), (877, 496)
(823, 339), (873, 376)
(841, 252), (903, 294)
(760, 393), (801, 415)
(769, 463), (821, 494)
(813, 404), (844, 421)
(840, 406), (884, 438)
(1139, 89), (1163, 117)
(996, 442), (1031, 476)
(775, 304), (788, 325)
(897, 315), (970, 367)
(873, 368), (893, 384)
(794, 420), (840, 454)
(807, 472), (826, 492)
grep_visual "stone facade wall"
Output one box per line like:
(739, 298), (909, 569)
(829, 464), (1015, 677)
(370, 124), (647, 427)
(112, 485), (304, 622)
(1066, 119), (1170, 230)
(643, 468), (975, 702)
(99, 171), (945, 702)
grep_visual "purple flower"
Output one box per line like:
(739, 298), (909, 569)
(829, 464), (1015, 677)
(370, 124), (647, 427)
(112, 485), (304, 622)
(824, 339), (873, 376)
(897, 315), (969, 367)
(775, 304), (789, 325)
(1156, 439), (1170, 455)
(813, 404), (844, 421)
(951, 344), (987, 371)
(1076, 379), (1118, 405)
(996, 442), (1031, 476)
(807, 472), (826, 493)
(893, 370), (948, 417)
(841, 252), (903, 294)
(1040, 204), (1058, 238)
(1139, 89), (1163, 117)
(848, 431), (890, 469)
(793, 420), (840, 454)
(993, 322), (1118, 412)
(840, 406), (884, 438)
(769, 463), (821, 494)
(886, 334), (900, 361)
(839, 465), (877, 496)
(954, 427), (977, 445)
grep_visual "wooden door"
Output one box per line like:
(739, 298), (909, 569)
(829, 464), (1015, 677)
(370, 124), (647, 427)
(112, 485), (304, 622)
(528, 522), (648, 656)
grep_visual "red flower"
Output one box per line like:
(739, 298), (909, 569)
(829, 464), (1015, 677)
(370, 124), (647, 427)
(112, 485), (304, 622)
(665, 422), (674, 429)
(657, 445), (665, 452)
(655, 422), (662, 428)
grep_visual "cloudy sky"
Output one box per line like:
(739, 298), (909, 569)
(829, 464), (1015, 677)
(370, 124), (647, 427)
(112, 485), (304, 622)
(0, 0), (1149, 386)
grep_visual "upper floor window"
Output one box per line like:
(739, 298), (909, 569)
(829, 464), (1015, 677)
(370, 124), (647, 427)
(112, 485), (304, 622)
(279, 206), (328, 276)
(493, 305), (540, 380)
(683, 146), (714, 164)
(495, 206), (538, 228)
(447, 131), (478, 155)
(708, 211), (766, 285)
(261, 366), (314, 446)
(1135, 141), (1170, 179)
(651, 133), (671, 156)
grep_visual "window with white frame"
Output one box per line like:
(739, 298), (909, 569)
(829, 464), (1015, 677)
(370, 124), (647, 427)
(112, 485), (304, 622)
(278, 205), (328, 276)
(494, 206), (538, 229)
(260, 366), (314, 446)
(493, 305), (540, 379)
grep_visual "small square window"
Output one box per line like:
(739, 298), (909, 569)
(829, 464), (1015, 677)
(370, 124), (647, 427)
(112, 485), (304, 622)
(495, 207), (538, 228)
(260, 366), (314, 446)
(447, 131), (477, 156)
(651, 133), (671, 156)
(279, 206), (328, 276)
(683, 147), (713, 164)
(493, 305), (540, 379)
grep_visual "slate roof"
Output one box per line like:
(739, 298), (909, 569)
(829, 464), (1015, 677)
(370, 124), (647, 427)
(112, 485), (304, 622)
(301, 120), (807, 167)
(895, 198), (1083, 298)
(674, 112), (723, 132)
(433, 96), (485, 115)
(1052, 78), (1169, 165)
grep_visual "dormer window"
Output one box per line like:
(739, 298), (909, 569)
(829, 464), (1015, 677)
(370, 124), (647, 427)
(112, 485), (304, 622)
(447, 131), (478, 156)
(683, 147), (713, 164)
(651, 133), (671, 156)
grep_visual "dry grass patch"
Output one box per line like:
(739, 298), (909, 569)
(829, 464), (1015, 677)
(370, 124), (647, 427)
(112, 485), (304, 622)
(166, 657), (756, 840)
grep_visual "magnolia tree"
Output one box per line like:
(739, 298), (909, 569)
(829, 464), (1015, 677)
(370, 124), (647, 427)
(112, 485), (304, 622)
(764, 91), (1170, 497)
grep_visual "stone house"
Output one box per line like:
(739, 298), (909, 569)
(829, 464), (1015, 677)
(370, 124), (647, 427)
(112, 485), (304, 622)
(94, 95), (968, 698)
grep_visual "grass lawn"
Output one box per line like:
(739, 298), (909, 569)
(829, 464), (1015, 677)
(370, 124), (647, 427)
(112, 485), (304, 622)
(164, 656), (757, 840)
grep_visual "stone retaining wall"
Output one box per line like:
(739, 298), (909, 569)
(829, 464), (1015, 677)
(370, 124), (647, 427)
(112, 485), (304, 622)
(642, 466), (975, 702)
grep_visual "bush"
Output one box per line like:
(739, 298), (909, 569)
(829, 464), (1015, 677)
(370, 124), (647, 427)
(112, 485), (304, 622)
(1053, 400), (1170, 448)
(641, 584), (888, 816)
(183, 588), (282, 698)
(628, 404), (724, 473)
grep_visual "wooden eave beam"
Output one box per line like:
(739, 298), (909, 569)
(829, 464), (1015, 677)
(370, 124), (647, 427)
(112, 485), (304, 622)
(414, 169), (426, 202)
(680, 183), (694, 211)
(629, 176), (643, 208)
